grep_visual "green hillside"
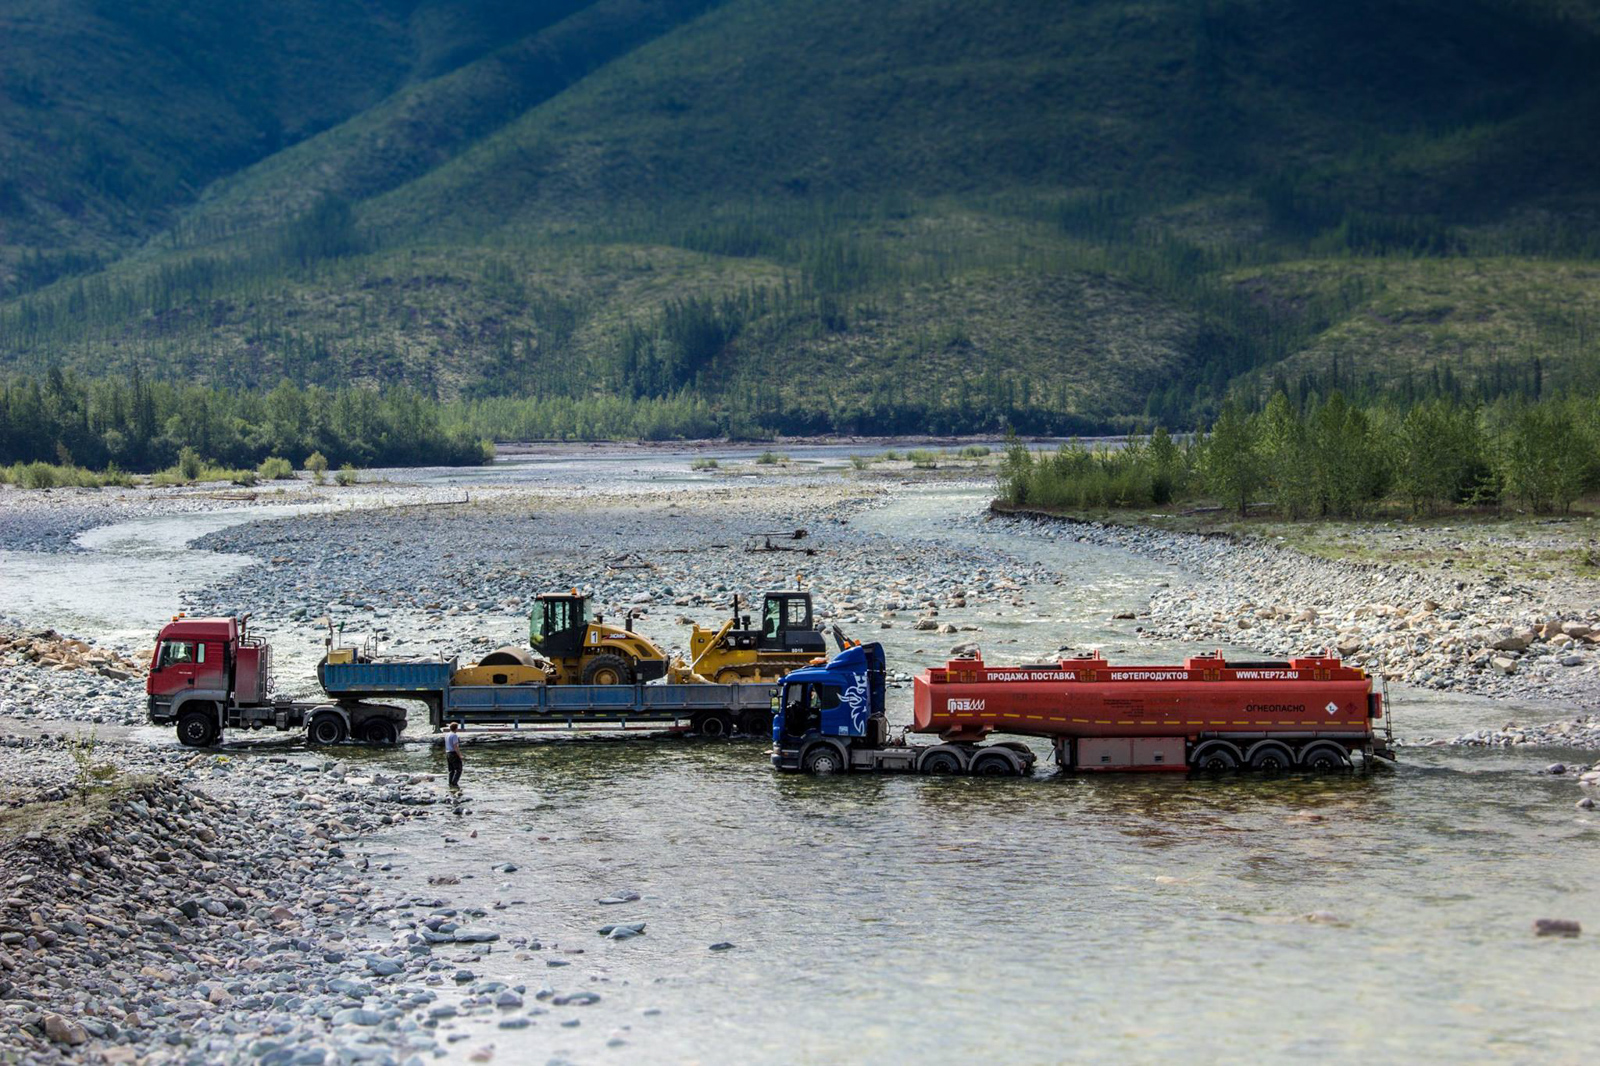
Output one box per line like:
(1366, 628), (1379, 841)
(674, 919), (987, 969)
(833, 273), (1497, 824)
(2, 0), (1600, 449)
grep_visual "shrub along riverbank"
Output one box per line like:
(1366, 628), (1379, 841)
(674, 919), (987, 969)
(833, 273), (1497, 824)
(999, 390), (1600, 518)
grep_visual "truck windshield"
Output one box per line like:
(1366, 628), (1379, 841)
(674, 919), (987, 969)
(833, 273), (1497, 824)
(157, 641), (198, 667)
(780, 682), (839, 736)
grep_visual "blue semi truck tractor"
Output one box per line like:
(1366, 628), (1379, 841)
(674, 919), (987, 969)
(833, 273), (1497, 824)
(770, 642), (1039, 776)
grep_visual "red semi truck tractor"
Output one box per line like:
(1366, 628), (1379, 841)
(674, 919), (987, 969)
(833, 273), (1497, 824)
(145, 614), (407, 747)
(773, 644), (1393, 775)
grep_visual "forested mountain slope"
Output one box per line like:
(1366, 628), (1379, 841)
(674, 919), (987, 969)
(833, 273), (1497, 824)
(2, 0), (1598, 440)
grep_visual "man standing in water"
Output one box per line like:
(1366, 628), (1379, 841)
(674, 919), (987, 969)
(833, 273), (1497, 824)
(445, 723), (464, 789)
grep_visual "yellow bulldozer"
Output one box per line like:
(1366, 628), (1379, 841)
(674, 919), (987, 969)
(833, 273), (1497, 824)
(687, 591), (830, 683)
(452, 591), (671, 687)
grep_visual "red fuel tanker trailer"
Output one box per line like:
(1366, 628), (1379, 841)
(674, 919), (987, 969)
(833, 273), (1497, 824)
(914, 650), (1393, 772)
(772, 643), (1393, 775)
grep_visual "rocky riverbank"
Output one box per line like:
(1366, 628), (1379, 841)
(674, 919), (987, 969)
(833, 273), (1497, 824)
(0, 730), (667, 1064)
(986, 506), (1600, 726)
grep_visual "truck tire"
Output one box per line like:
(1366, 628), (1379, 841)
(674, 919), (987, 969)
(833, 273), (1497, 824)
(361, 718), (399, 746)
(802, 744), (846, 775)
(176, 709), (218, 748)
(308, 713), (347, 745)
(970, 750), (1021, 776)
(919, 748), (964, 775)
(1192, 744), (1240, 773)
(1300, 743), (1350, 773)
(582, 653), (634, 686)
(693, 711), (732, 739)
(1247, 742), (1294, 772)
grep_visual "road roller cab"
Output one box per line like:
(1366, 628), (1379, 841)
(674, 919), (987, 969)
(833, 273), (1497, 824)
(529, 591), (670, 685)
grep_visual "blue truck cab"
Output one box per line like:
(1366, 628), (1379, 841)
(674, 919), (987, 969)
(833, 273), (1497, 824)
(771, 642), (887, 773)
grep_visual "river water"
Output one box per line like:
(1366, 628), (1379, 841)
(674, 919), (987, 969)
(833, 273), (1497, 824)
(3, 449), (1595, 1063)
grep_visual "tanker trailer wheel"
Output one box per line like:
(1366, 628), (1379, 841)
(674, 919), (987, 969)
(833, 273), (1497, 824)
(1247, 743), (1294, 773)
(919, 748), (964, 775)
(361, 718), (399, 746)
(1192, 744), (1240, 773)
(176, 709), (218, 748)
(1300, 743), (1351, 773)
(582, 653), (634, 686)
(801, 744), (845, 775)
(969, 750), (1020, 777)
(308, 713), (348, 746)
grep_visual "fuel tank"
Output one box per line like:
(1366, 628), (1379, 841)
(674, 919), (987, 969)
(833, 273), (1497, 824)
(913, 652), (1377, 742)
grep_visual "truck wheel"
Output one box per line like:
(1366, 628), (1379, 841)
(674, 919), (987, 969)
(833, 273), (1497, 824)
(802, 745), (845, 775)
(919, 749), (964, 775)
(176, 710), (217, 748)
(694, 711), (732, 739)
(1300, 744), (1350, 773)
(308, 713), (347, 745)
(361, 719), (399, 746)
(1247, 744), (1294, 772)
(582, 653), (634, 686)
(1192, 745), (1239, 773)
(970, 750), (1020, 776)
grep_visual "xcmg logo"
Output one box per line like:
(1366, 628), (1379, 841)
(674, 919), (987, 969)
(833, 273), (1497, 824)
(947, 698), (986, 711)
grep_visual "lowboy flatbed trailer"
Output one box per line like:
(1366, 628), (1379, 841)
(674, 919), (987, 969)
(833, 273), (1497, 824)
(147, 615), (775, 747)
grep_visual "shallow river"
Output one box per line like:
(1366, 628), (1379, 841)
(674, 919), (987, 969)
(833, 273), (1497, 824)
(4, 451), (1596, 1063)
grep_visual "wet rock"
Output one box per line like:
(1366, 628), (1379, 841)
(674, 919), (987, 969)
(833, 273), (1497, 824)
(709, 941), (735, 951)
(598, 922), (645, 940)
(454, 928), (501, 943)
(1533, 918), (1581, 937)
(596, 891), (640, 905)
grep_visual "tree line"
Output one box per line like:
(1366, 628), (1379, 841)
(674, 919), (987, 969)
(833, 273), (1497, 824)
(999, 390), (1600, 518)
(0, 370), (491, 472)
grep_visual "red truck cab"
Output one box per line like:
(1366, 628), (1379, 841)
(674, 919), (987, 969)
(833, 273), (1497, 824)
(146, 615), (272, 743)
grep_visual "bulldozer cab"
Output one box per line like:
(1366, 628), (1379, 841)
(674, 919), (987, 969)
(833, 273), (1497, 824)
(532, 593), (589, 659)
(760, 592), (826, 653)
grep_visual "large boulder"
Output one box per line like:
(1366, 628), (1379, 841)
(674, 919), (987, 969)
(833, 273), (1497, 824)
(1489, 627), (1531, 652)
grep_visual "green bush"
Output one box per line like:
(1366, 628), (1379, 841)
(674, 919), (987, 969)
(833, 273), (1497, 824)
(881, 450), (901, 461)
(20, 461), (57, 489)
(690, 457), (719, 471)
(258, 456), (294, 480)
(178, 447), (202, 481)
(959, 445), (992, 459)
(335, 463), (359, 486)
(755, 450), (785, 465)
(849, 455), (870, 470)
(907, 449), (938, 468)
(0, 461), (132, 490)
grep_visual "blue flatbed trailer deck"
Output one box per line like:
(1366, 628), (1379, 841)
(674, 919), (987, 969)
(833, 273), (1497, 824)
(319, 658), (776, 736)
